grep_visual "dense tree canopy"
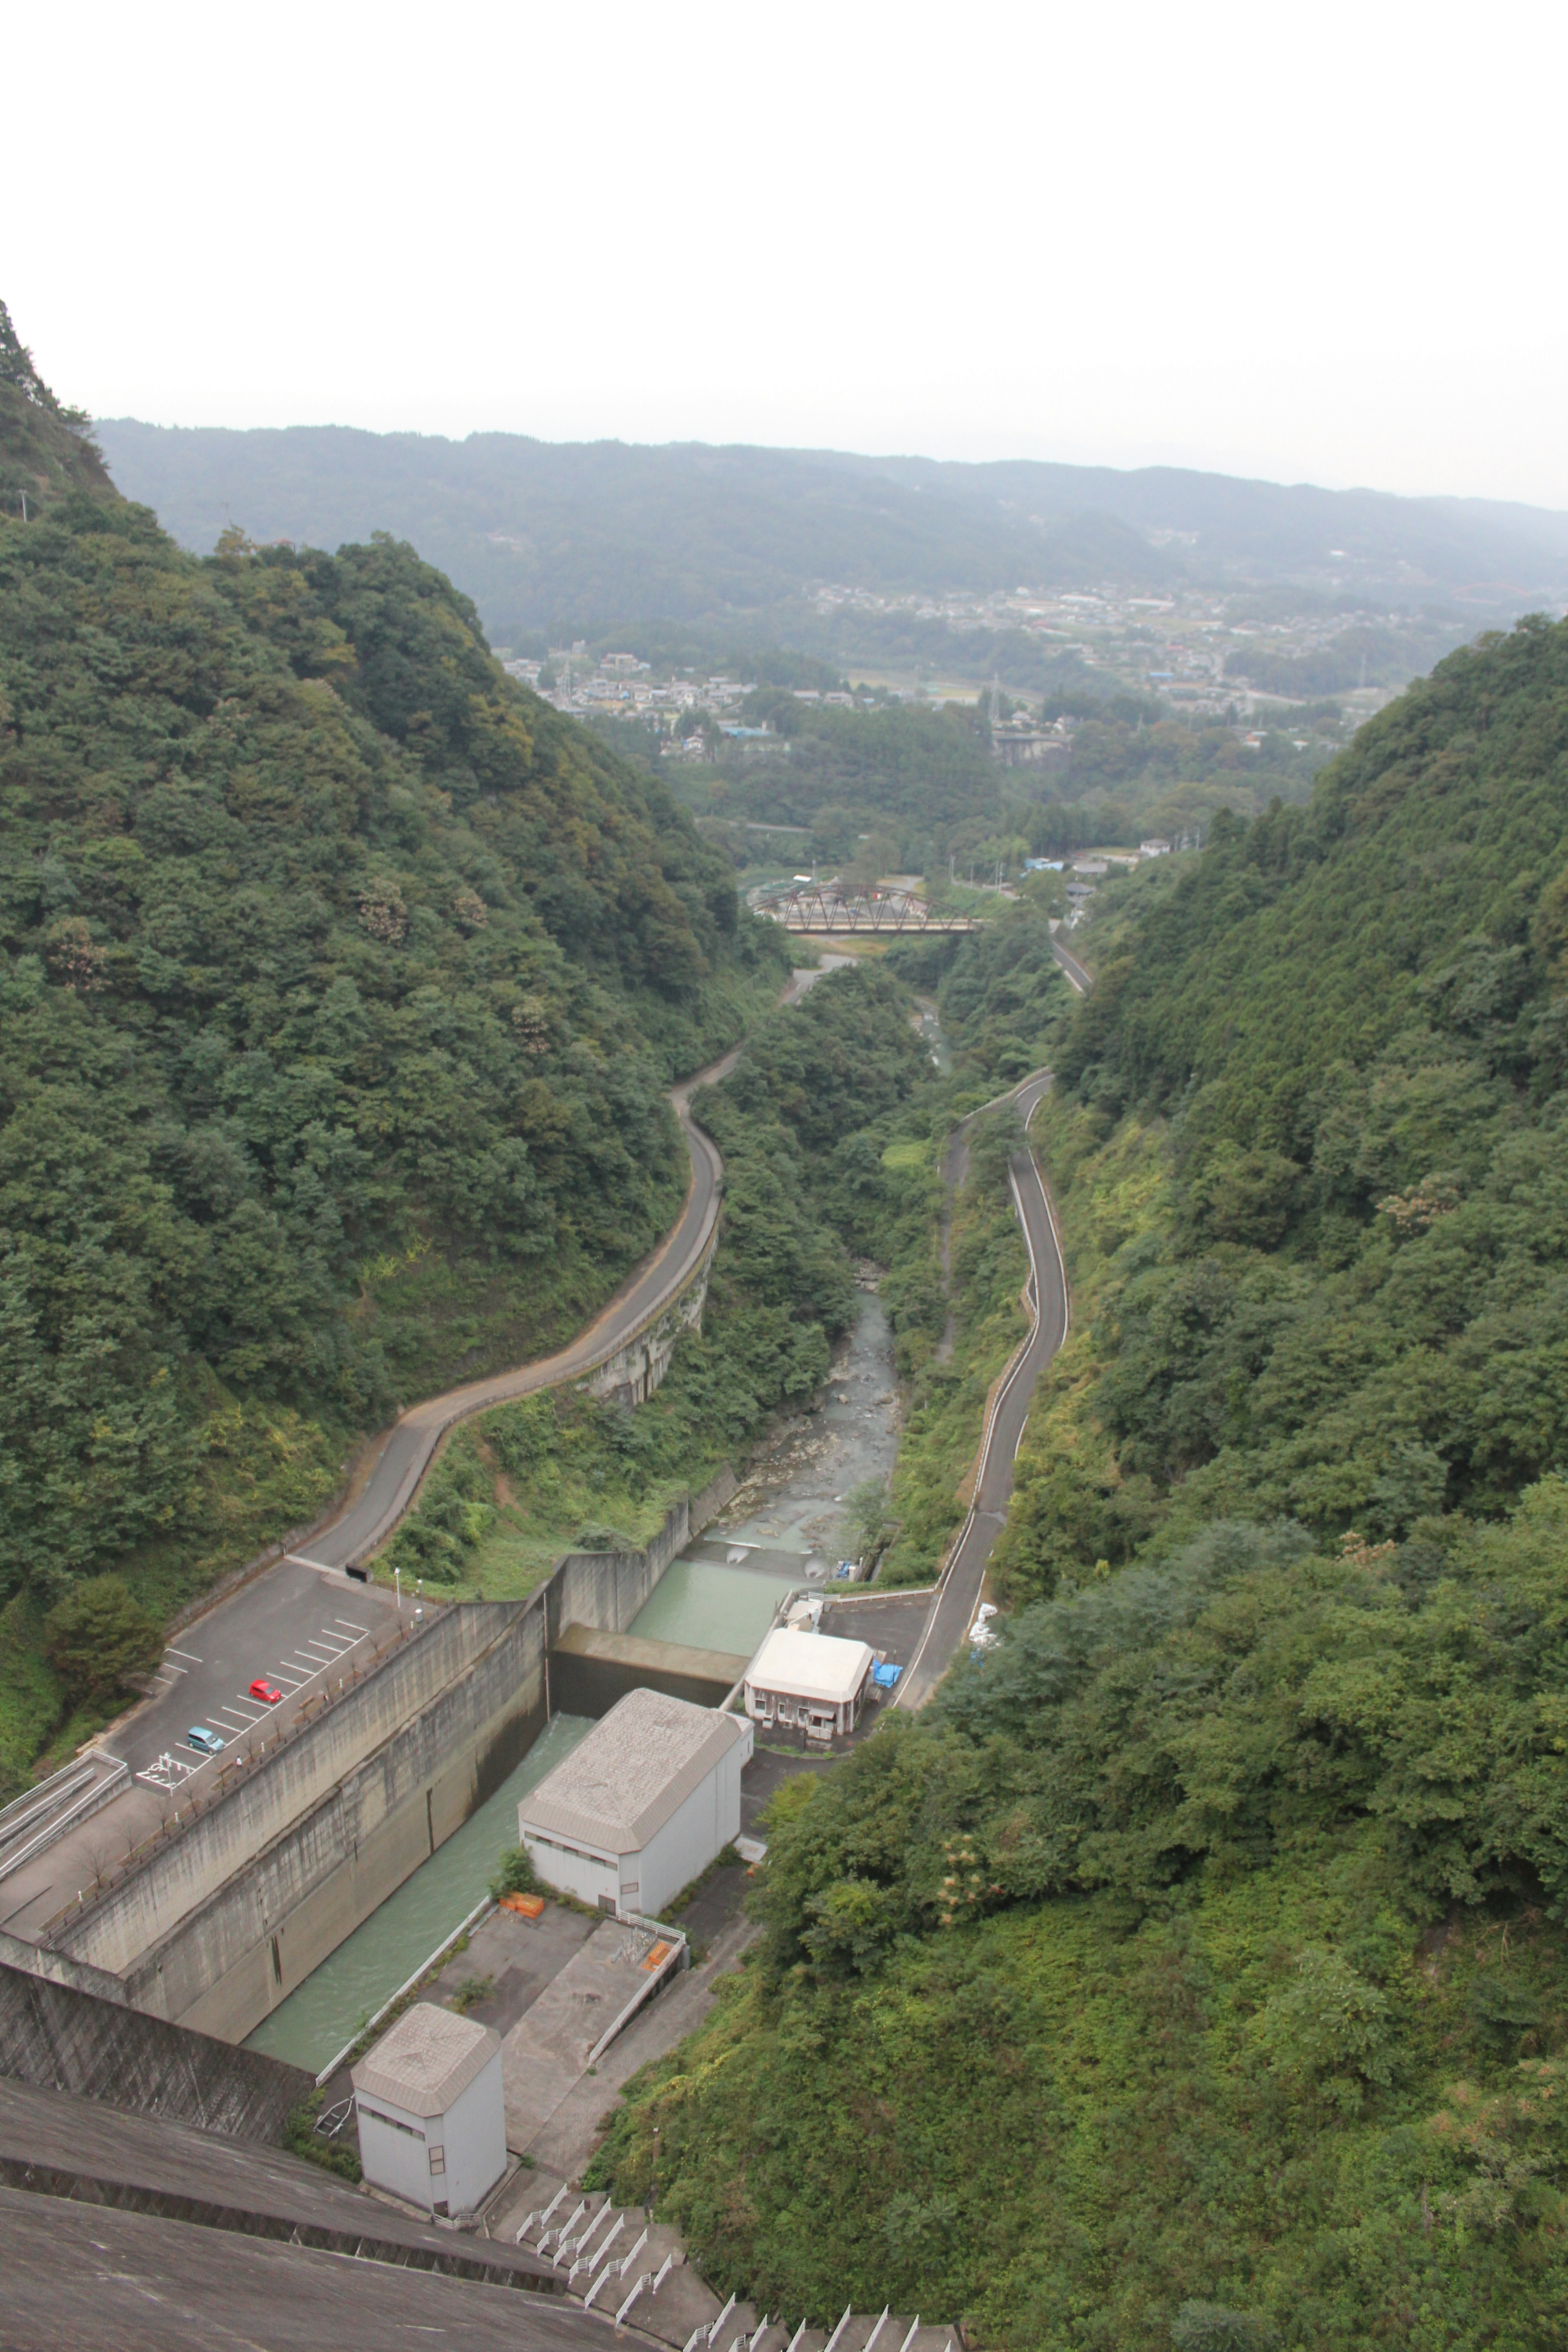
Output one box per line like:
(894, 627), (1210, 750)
(594, 619), (1568, 2348)
(0, 396), (781, 1778)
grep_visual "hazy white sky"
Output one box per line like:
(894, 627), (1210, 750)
(7, 0), (1566, 508)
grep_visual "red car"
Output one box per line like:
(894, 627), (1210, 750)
(249, 1678), (283, 1704)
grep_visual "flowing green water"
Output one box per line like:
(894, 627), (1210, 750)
(243, 1712), (593, 2075)
(627, 1557), (799, 1653)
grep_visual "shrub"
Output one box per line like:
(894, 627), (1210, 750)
(41, 1577), (163, 1706)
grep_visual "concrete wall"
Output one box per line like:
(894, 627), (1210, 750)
(548, 1626), (748, 1719)
(44, 1468), (738, 2048)
(545, 1466), (737, 1650)
(582, 1239), (715, 1407)
(58, 1605), (538, 1989)
(116, 1609), (547, 2042)
(0, 1958), (310, 2142)
(0, 1928), (127, 2006)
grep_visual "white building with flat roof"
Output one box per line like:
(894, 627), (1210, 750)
(518, 1687), (752, 1920)
(351, 2002), (505, 2220)
(744, 1627), (875, 1742)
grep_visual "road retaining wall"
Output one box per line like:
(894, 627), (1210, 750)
(579, 1236), (717, 1407)
(55, 1605), (540, 2019)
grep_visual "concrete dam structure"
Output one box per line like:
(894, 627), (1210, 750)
(50, 1472), (737, 2046)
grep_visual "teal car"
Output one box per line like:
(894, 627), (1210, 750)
(185, 1725), (225, 1755)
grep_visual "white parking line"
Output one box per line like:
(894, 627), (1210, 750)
(334, 1619), (370, 1636)
(165, 1647), (203, 1664)
(218, 1704), (264, 1727)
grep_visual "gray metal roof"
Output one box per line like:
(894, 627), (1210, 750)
(519, 1686), (748, 1856)
(351, 2002), (500, 2118)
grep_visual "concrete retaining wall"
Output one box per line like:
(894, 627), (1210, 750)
(545, 1466), (738, 1647)
(114, 1609), (546, 2042)
(0, 1959), (310, 2141)
(47, 1469), (739, 2047)
(56, 1605), (541, 2000)
(581, 1238), (716, 1407)
(548, 1625), (749, 1718)
(0, 1929), (128, 2005)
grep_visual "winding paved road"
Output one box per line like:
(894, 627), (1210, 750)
(305, 963), (851, 1571)
(0, 995), (821, 1938)
(306, 1065), (730, 1570)
(1050, 927), (1092, 994)
(894, 1067), (1072, 1709)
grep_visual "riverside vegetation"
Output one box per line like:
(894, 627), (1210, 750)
(0, 309), (785, 1789)
(590, 618), (1568, 2350)
(380, 917), (1074, 1598)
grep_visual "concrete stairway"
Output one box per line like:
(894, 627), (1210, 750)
(497, 2173), (955, 2352)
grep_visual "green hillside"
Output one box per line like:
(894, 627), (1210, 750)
(0, 309), (783, 1784)
(93, 419), (1568, 656)
(591, 619), (1568, 2348)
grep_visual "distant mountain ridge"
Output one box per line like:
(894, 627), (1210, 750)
(95, 422), (1568, 657)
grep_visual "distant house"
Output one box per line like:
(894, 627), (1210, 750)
(517, 1687), (751, 1920)
(744, 1627), (875, 1743)
(1139, 838), (1172, 856)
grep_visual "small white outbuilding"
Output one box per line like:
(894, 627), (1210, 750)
(744, 1626), (875, 1742)
(518, 1686), (752, 1920)
(351, 2002), (506, 2219)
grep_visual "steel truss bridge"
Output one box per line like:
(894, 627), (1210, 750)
(761, 886), (983, 935)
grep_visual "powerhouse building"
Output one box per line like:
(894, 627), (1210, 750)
(518, 1686), (751, 1919)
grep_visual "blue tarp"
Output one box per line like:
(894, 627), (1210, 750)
(872, 1662), (902, 1688)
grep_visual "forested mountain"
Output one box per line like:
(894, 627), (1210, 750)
(0, 313), (782, 1782)
(594, 618), (1568, 2347)
(95, 420), (1568, 657)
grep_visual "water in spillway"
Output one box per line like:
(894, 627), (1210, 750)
(243, 1711), (593, 2076)
(628, 1555), (801, 1654)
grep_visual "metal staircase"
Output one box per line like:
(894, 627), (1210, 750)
(503, 2176), (956, 2352)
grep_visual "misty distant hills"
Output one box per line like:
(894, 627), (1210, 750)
(95, 421), (1568, 657)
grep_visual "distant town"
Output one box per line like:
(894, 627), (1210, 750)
(497, 576), (1437, 755)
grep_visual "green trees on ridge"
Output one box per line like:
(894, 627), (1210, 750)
(0, 396), (783, 1775)
(591, 619), (1568, 2348)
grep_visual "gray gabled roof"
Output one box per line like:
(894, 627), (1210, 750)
(352, 2002), (499, 2118)
(519, 1686), (747, 1856)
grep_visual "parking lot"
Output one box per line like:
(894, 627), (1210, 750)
(118, 1560), (400, 1782)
